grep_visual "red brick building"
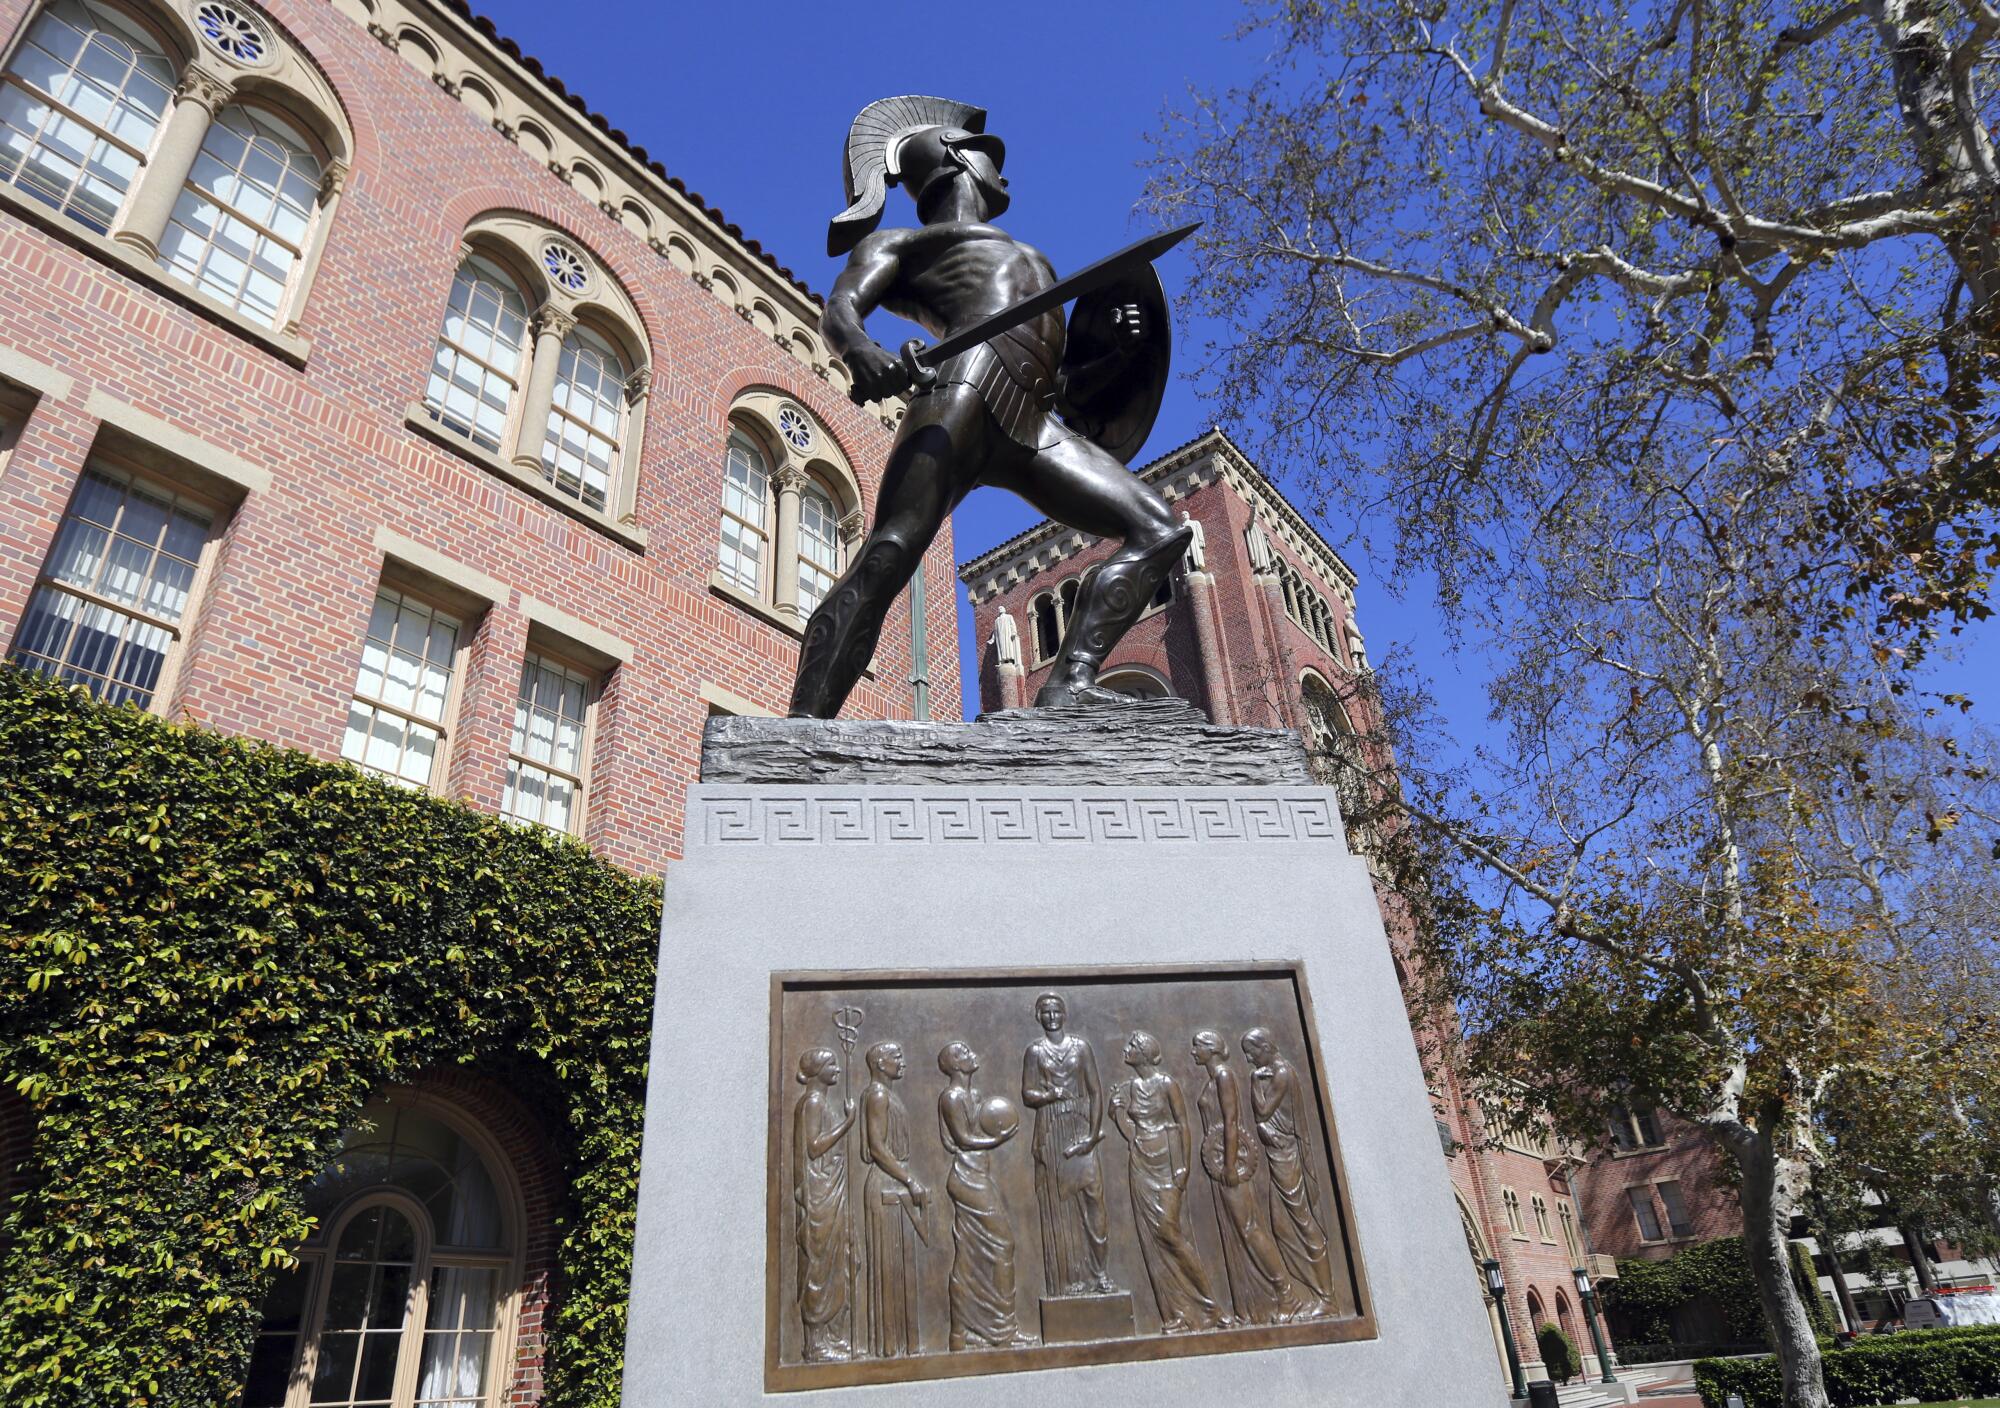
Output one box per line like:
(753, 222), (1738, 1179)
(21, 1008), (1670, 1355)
(960, 427), (1619, 1387)
(0, 0), (957, 1399)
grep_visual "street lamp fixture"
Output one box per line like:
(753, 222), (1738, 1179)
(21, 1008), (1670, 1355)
(1483, 1258), (1529, 1400)
(1572, 1265), (1619, 1386)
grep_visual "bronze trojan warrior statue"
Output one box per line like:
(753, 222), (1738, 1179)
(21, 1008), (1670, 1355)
(788, 95), (1189, 718)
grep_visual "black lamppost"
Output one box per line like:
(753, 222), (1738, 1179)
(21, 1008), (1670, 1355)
(1484, 1257), (1528, 1399)
(1573, 1265), (1618, 1385)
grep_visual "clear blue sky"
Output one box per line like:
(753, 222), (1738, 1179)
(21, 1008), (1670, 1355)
(469, 0), (1474, 722)
(473, 0), (1987, 741)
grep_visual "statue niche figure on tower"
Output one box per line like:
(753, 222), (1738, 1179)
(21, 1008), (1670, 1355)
(789, 95), (1189, 718)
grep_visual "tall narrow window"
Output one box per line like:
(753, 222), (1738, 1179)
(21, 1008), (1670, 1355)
(10, 465), (214, 707)
(0, 0), (173, 233)
(718, 430), (769, 596)
(424, 255), (528, 453)
(341, 587), (461, 789)
(501, 651), (592, 835)
(1627, 1186), (1664, 1241)
(1532, 1194), (1553, 1242)
(1558, 1201), (1581, 1261)
(1031, 593), (1059, 662)
(1058, 578), (1080, 633)
(311, 1205), (418, 1407)
(157, 104), (321, 325)
(538, 325), (625, 512)
(1503, 1187), (1524, 1236)
(795, 480), (841, 616)
(1656, 1180), (1694, 1237)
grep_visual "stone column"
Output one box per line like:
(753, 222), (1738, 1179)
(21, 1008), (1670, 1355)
(114, 64), (235, 259)
(615, 366), (651, 521)
(771, 465), (809, 618)
(511, 305), (576, 473)
(1182, 567), (1233, 725)
(279, 158), (346, 338)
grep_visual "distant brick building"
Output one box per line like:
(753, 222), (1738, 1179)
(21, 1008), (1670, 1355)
(960, 427), (1617, 1387)
(0, 0), (957, 1398)
(1584, 1104), (2000, 1345)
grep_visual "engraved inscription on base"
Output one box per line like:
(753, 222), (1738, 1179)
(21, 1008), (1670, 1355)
(765, 963), (1375, 1391)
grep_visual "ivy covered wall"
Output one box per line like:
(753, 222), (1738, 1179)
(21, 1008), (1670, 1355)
(0, 668), (660, 1406)
(1602, 1234), (1838, 1350)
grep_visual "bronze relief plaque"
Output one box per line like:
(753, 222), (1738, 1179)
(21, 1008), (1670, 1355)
(765, 962), (1375, 1391)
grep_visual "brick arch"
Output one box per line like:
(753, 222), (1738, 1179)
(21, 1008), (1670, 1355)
(434, 189), (669, 359)
(248, 0), (384, 177)
(1103, 640), (1174, 681)
(710, 366), (861, 466)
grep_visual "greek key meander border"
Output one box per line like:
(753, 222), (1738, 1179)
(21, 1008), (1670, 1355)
(699, 793), (1344, 846)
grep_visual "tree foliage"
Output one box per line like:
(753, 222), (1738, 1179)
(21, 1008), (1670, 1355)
(1150, 6), (2000, 1404)
(0, 668), (660, 1406)
(1149, 0), (1999, 650)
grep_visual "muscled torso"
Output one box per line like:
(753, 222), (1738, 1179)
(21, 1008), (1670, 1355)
(823, 221), (1066, 399)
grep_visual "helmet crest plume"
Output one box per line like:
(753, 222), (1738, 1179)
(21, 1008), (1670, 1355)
(829, 95), (992, 256)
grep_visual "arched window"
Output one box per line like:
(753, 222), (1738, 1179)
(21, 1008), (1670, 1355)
(1031, 593), (1059, 662)
(1532, 1193), (1553, 1242)
(157, 103), (322, 324)
(424, 254), (529, 454)
(1525, 1287), (1545, 1328)
(1503, 1187), (1524, 1236)
(241, 1099), (517, 1408)
(717, 428), (771, 596)
(538, 323), (626, 512)
(795, 477), (841, 615)
(1099, 667), (1168, 700)
(1057, 578), (1080, 633)
(0, 0), (174, 233)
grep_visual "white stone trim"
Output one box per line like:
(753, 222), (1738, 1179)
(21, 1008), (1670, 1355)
(83, 388), (272, 493)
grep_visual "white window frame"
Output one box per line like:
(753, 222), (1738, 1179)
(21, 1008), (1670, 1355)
(157, 100), (325, 327)
(9, 456), (228, 712)
(256, 1097), (524, 1408)
(500, 644), (598, 837)
(340, 583), (472, 793)
(717, 427), (773, 599)
(537, 323), (627, 514)
(0, 0), (175, 234)
(423, 253), (530, 456)
(793, 474), (843, 617)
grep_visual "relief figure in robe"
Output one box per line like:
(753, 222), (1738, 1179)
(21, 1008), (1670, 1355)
(1021, 991), (1114, 1295)
(1190, 1030), (1324, 1325)
(938, 1040), (1031, 1350)
(1243, 1026), (1335, 1302)
(860, 1041), (927, 1358)
(1107, 1030), (1222, 1333)
(792, 1046), (858, 1361)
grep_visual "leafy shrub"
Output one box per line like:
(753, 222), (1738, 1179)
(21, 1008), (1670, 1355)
(1694, 1323), (2000, 1406)
(1539, 1322), (1582, 1382)
(1618, 1340), (1765, 1365)
(1606, 1236), (1837, 1348)
(0, 668), (661, 1406)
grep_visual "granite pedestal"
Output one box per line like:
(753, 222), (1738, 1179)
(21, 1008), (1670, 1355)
(620, 714), (1507, 1406)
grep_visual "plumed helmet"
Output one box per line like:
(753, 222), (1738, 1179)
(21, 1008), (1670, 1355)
(828, 95), (1005, 255)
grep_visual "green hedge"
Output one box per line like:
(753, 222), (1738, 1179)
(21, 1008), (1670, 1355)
(1539, 1322), (1581, 1381)
(1695, 1325), (2000, 1406)
(1605, 1235), (1837, 1348)
(0, 668), (661, 1406)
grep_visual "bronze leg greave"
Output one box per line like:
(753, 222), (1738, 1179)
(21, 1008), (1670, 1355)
(788, 537), (914, 718)
(1034, 525), (1192, 706)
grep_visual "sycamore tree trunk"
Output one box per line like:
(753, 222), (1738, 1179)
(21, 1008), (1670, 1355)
(1730, 1128), (1830, 1408)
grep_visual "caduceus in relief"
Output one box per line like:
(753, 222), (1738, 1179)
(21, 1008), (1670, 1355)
(832, 1003), (864, 1335)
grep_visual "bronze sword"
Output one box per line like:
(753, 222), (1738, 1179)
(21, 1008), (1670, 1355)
(895, 222), (1200, 389)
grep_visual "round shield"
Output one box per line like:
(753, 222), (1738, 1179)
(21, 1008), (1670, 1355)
(1058, 264), (1172, 465)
